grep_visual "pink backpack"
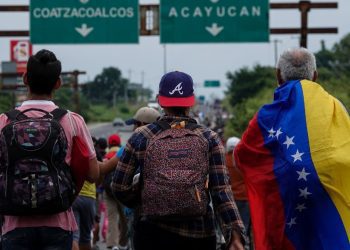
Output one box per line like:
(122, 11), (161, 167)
(141, 121), (210, 219)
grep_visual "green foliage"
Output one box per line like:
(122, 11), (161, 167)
(315, 40), (335, 69)
(224, 65), (276, 137)
(53, 86), (90, 121)
(315, 34), (350, 78)
(81, 67), (128, 105)
(87, 103), (140, 122)
(226, 65), (276, 106)
(119, 104), (130, 114)
(53, 87), (73, 110)
(0, 93), (13, 113)
(333, 33), (350, 77)
(224, 85), (275, 138)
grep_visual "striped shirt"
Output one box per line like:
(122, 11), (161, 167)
(111, 116), (244, 241)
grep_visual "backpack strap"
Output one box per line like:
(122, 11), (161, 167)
(156, 120), (201, 131)
(185, 122), (202, 130)
(5, 108), (67, 121)
(4, 109), (23, 122)
(155, 121), (171, 131)
(50, 108), (68, 121)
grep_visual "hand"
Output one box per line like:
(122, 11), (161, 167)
(227, 230), (244, 250)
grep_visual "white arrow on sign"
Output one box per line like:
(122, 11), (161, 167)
(75, 24), (94, 37)
(80, 0), (89, 4)
(205, 23), (224, 36)
(210, 0), (220, 3)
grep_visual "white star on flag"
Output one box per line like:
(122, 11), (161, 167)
(299, 187), (312, 199)
(283, 136), (295, 149)
(287, 217), (297, 228)
(275, 128), (283, 139)
(295, 203), (307, 212)
(268, 128), (276, 138)
(297, 168), (311, 181)
(291, 149), (304, 163)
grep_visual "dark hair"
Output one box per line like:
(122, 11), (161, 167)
(166, 107), (189, 116)
(26, 49), (62, 95)
(96, 138), (107, 150)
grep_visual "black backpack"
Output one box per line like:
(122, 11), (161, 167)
(0, 108), (76, 215)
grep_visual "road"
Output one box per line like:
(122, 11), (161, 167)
(89, 122), (134, 144)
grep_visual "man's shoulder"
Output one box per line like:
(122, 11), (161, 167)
(193, 125), (218, 140)
(134, 122), (161, 137)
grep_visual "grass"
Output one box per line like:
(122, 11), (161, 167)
(87, 102), (144, 122)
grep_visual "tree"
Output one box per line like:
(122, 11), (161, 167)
(315, 40), (335, 69)
(224, 65), (276, 136)
(82, 67), (128, 104)
(53, 86), (90, 122)
(333, 33), (350, 77)
(315, 34), (350, 77)
(0, 93), (13, 113)
(226, 65), (276, 107)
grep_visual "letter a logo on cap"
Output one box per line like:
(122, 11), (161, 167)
(169, 82), (184, 95)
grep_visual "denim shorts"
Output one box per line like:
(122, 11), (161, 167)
(72, 195), (96, 245)
(2, 227), (73, 250)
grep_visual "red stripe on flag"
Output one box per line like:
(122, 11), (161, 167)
(234, 115), (295, 250)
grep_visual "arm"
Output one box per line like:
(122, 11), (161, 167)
(70, 112), (100, 183)
(86, 157), (99, 183)
(99, 156), (119, 175)
(111, 134), (140, 207)
(207, 131), (245, 249)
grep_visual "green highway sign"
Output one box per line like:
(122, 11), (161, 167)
(204, 80), (220, 87)
(30, 0), (139, 44)
(160, 0), (269, 43)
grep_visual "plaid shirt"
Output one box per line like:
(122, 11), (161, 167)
(111, 116), (244, 241)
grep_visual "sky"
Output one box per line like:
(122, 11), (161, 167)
(0, 0), (349, 100)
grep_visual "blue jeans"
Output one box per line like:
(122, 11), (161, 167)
(2, 227), (72, 250)
(72, 195), (96, 245)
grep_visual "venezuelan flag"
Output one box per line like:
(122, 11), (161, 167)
(234, 80), (350, 250)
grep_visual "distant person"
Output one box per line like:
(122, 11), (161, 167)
(72, 181), (99, 250)
(226, 137), (251, 249)
(102, 134), (128, 250)
(111, 71), (245, 250)
(99, 106), (161, 250)
(95, 137), (107, 160)
(234, 48), (350, 249)
(0, 49), (99, 250)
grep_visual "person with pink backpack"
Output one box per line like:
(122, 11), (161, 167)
(111, 71), (245, 250)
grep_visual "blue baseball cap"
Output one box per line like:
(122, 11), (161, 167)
(158, 71), (195, 107)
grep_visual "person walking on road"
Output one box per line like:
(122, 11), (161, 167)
(226, 137), (251, 249)
(72, 181), (99, 250)
(234, 48), (350, 250)
(103, 134), (128, 250)
(99, 106), (161, 250)
(111, 71), (245, 250)
(0, 49), (99, 250)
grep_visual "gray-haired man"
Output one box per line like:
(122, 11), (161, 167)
(234, 47), (350, 249)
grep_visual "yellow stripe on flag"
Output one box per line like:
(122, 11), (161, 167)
(301, 80), (350, 241)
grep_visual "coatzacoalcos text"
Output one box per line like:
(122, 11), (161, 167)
(32, 7), (134, 19)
